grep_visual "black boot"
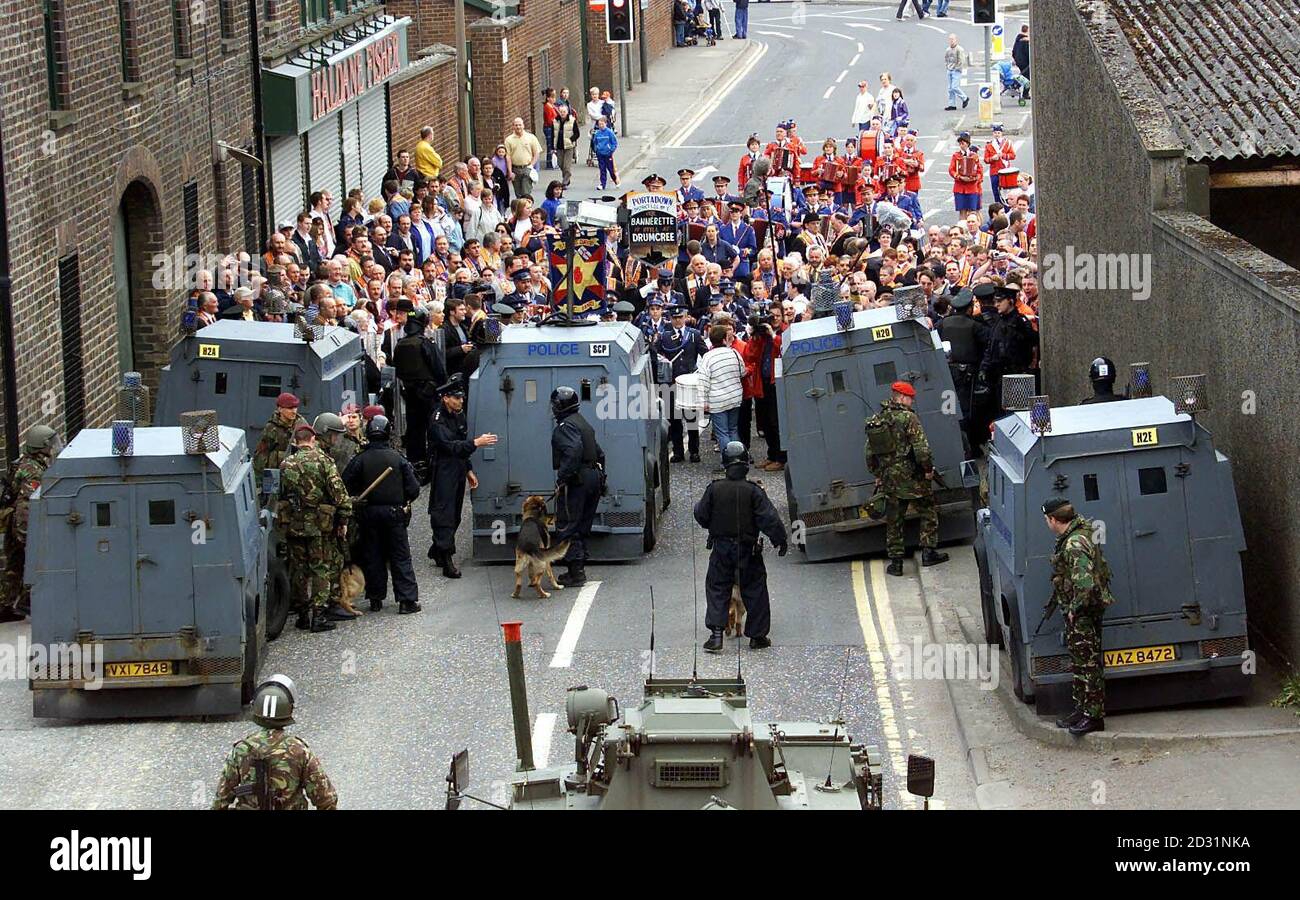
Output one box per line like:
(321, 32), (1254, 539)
(886, 558), (904, 576)
(703, 628), (724, 653)
(369, 598), (384, 613)
(309, 610), (337, 632)
(325, 602), (358, 621)
(1069, 715), (1105, 736)
(0, 607), (25, 623)
(441, 556), (462, 578)
(921, 548), (950, 567)
(749, 635), (772, 650)
(427, 544), (440, 561)
(398, 600), (423, 615)
(1056, 709), (1085, 729)
(560, 563), (586, 587)
(295, 610), (311, 631)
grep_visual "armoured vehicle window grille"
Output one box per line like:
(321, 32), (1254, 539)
(873, 361), (897, 386)
(215, 372), (228, 394)
(58, 253), (86, 438)
(653, 759), (727, 788)
(829, 371), (846, 394)
(1084, 474), (1099, 502)
(258, 375), (282, 398)
(148, 500), (176, 525)
(1138, 467), (1167, 496)
(525, 380), (537, 403)
(580, 379), (591, 401)
(94, 503), (111, 527)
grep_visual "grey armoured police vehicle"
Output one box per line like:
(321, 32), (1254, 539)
(777, 300), (977, 561)
(976, 373), (1250, 713)
(467, 319), (670, 561)
(445, 622), (937, 810)
(155, 320), (367, 450)
(25, 414), (279, 718)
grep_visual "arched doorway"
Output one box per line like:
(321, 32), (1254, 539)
(114, 180), (167, 390)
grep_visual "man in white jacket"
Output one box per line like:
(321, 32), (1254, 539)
(698, 323), (747, 456)
(851, 81), (877, 132)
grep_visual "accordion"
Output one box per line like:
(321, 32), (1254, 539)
(955, 153), (981, 181)
(771, 147), (795, 175)
(874, 160), (896, 182)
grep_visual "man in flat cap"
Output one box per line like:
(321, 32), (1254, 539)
(1042, 497), (1114, 736)
(865, 380), (949, 575)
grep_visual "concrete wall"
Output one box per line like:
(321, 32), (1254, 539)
(1031, 0), (1300, 663)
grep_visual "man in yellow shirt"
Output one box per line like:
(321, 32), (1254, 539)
(415, 126), (444, 180)
(503, 117), (543, 200)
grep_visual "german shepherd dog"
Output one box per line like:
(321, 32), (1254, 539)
(513, 495), (570, 598)
(726, 585), (746, 637)
(338, 564), (367, 616)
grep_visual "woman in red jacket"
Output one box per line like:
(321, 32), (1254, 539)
(741, 318), (784, 470)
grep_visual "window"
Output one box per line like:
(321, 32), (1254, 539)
(95, 503), (112, 527)
(58, 254), (86, 438)
(829, 371), (846, 394)
(44, 0), (70, 111)
(148, 500), (176, 526)
(258, 375), (283, 397)
(873, 361), (897, 386)
(118, 0), (141, 82)
(219, 0), (237, 40)
(183, 181), (200, 257)
(1084, 474), (1099, 502)
(172, 0), (193, 58)
(215, 372), (228, 394)
(240, 151), (260, 256)
(525, 380), (537, 403)
(1138, 466), (1167, 496)
(301, 0), (332, 26)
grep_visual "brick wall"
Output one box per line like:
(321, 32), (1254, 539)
(0, 0), (257, 450)
(388, 51), (460, 168)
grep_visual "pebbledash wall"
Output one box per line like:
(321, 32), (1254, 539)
(1032, 0), (1300, 663)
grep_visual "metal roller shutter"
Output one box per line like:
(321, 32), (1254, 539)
(341, 101), (362, 199)
(306, 115), (342, 220)
(358, 86), (389, 199)
(269, 135), (305, 229)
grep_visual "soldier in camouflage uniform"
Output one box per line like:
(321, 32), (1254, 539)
(1043, 497), (1114, 736)
(342, 403), (367, 459)
(865, 382), (950, 576)
(0, 425), (60, 622)
(312, 412), (358, 622)
(252, 392), (308, 486)
(279, 424), (353, 633)
(213, 674), (337, 810)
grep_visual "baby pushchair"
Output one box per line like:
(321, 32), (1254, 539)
(684, 7), (716, 46)
(996, 60), (1030, 105)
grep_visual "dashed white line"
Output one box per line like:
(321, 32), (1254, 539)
(754, 30), (789, 37)
(922, 159), (934, 175)
(933, 139), (948, 154)
(1013, 139), (1025, 152)
(850, 53), (861, 66)
(548, 580), (602, 668)
(847, 23), (883, 32)
(857, 41), (865, 52)
(836, 69), (848, 84)
(917, 23), (949, 34)
(822, 30), (856, 40)
(823, 85), (836, 100)
(531, 713), (557, 767)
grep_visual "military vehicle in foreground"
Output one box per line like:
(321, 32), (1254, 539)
(777, 299), (977, 561)
(446, 623), (936, 810)
(467, 319), (670, 561)
(25, 416), (280, 718)
(976, 372), (1250, 713)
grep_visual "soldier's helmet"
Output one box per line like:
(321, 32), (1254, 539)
(550, 385), (581, 418)
(366, 415), (393, 442)
(1089, 356), (1117, 385)
(251, 674), (297, 728)
(721, 440), (749, 470)
(23, 424), (59, 454)
(313, 412), (346, 436)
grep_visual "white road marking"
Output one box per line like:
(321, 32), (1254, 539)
(918, 23), (949, 34)
(548, 580), (602, 668)
(922, 207), (944, 220)
(754, 30), (790, 37)
(923, 159), (934, 174)
(823, 85), (836, 100)
(836, 69), (848, 83)
(847, 23), (883, 32)
(665, 41), (770, 148)
(933, 139), (947, 154)
(850, 53), (861, 66)
(675, 143), (746, 150)
(691, 165), (718, 182)
(822, 30), (856, 40)
(1013, 139), (1025, 152)
(851, 559), (912, 809)
(531, 713), (557, 767)
(857, 41), (865, 52)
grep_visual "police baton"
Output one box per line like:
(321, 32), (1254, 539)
(353, 467), (394, 503)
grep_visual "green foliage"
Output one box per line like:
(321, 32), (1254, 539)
(1271, 673), (1300, 715)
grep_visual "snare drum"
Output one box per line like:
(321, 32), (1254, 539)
(859, 131), (879, 164)
(998, 166), (1021, 190)
(674, 372), (701, 410)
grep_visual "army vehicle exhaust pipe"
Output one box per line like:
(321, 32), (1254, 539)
(502, 622), (535, 771)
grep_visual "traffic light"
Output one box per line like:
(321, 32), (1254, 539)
(972, 0), (997, 25)
(606, 0), (635, 44)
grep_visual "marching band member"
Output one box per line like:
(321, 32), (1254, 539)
(948, 131), (984, 217)
(764, 124), (801, 180)
(710, 174), (738, 207)
(719, 201), (758, 286)
(898, 129), (926, 195)
(737, 134), (763, 190)
(675, 167), (705, 205)
(982, 123), (1018, 205)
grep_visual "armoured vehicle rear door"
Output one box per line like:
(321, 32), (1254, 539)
(506, 367), (555, 493)
(75, 486), (136, 637)
(1121, 450), (1193, 619)
(208, 363), (247, 436)
(250, 368), (291, 443)
(134, 483), (197, 634)
(1047, 455), (1137, 616)
(810, 356), (871, 486)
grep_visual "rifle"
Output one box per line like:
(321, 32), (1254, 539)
(1033, 598), (1057, 636)
(233, 756), (273, 810)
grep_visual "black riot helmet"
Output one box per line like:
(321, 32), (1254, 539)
(551, 386), (580, 419)
(1089, 356), (1117, 386)
(721, 440), (749, 474)
(366, 415), (393, 442)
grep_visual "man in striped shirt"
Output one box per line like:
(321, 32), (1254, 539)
(698, 324), (747, 458)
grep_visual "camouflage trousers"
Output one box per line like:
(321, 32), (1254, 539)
(286, 536), (336, 614)
(1066, 607), (1105, 718)
(884, 493), (938, 559)
(0, 536), (28, 614)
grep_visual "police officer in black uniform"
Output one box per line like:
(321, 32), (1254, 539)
(551, 385), (605, 587)
(342, 416), (423, 614)
(427, 374), (498, 578)
(980, 282), (1039, 418)
(394, 309), (447, 476)
(694, 441), (788, 653)
(1081, 356), (1126, 404)
(935, 288), (989, 456)
(656, 305), (709, 462)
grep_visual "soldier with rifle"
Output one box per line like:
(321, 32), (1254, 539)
(213, 675), (337, 810)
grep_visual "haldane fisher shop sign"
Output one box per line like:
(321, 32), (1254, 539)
(263, 15), (410, 136)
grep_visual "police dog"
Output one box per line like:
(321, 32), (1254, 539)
(725, 585), (746, 637)
(338, 564), (367, 616)
(513, 496), (569, 599)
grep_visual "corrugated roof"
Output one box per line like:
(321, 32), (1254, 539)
(1105, 0), (1300, 160)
